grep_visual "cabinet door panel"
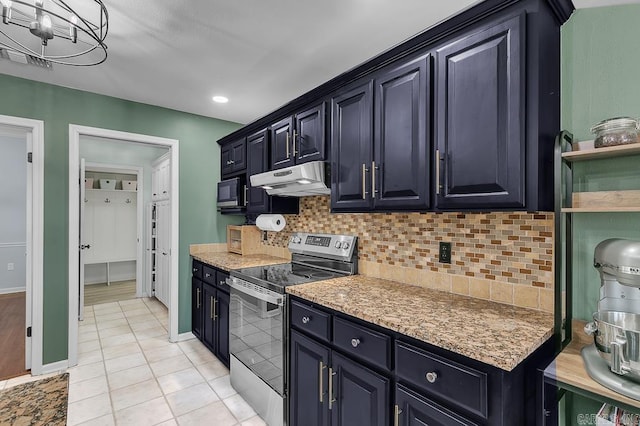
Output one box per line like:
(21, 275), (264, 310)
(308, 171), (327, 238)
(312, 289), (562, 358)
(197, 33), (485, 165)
(331, 81), (374, 211)
(396, 384), (478, 426)
(230, 139), (246, 173)
(290, 330), (331, 426)
(295, 103), (326, 164)
(271, 116), (294, 170)
(215, 289), (230, 367)
(192, 278), (202, 339)
(436, 15), (524, 209)
(331, 351), (389, 426)
(202, 284), (216, 351)
(221, 144), (233, 177)
(374, 54), (431, 209)
(246, 129), (270, 214)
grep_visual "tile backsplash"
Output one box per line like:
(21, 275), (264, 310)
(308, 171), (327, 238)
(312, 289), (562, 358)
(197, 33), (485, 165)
(262, 196), (554, 312)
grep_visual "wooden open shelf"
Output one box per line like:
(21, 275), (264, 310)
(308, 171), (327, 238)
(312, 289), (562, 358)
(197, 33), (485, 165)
(545, 320), (640, 410)
(562, 141), (640, 162)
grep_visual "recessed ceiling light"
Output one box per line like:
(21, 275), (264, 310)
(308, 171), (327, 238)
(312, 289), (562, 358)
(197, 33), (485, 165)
(212, 95), (229, 104)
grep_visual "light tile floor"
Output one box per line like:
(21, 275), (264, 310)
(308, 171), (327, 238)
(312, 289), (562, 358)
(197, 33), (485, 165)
(0, 297), (267, 426)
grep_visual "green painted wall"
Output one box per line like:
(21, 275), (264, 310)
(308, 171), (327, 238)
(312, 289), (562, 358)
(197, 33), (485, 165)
(0, 73), (243, 364)
(561, 5), (640, 322)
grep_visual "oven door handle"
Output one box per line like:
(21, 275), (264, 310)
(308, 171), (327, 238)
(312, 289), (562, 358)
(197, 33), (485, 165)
(226, 277), (284, 306)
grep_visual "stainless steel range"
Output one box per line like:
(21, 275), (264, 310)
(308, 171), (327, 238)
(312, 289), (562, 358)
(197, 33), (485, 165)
(227, 232), (358, 426)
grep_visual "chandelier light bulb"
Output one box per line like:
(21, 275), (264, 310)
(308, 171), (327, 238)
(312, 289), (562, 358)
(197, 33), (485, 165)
(70, 14), (78, 42)
(41, 15), (51, 29)
(1, 0), (11, 24)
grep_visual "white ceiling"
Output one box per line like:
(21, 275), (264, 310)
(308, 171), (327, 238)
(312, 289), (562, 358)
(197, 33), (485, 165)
(3, 0), (624, 125)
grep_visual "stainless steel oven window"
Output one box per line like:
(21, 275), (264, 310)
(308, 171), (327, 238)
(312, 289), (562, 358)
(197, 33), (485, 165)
(229, 285), (285, 396)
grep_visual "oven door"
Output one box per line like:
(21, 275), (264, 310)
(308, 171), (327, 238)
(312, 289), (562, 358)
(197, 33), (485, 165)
(227, 277), (285, 396)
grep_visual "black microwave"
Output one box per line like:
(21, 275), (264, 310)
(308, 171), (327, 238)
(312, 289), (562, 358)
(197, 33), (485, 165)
(217, 176), (246, 214)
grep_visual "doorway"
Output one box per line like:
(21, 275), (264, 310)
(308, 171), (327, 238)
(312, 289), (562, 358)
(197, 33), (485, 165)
(0, 115), (44, 376)
(68, 125), (179, 368)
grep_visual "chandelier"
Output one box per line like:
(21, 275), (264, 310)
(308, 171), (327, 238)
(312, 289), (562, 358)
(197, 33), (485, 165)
(0, 0), (108, 66)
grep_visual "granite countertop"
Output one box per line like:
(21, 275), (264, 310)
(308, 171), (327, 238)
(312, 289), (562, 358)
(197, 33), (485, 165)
(191, 251), (288, 271)
(286, 275), (554, 371)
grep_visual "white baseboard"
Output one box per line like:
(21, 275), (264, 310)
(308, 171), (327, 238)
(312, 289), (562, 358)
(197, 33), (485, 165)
(0, 286), (26, 295)
(39, 360), (68, 375)
(176, 332), (196, 342)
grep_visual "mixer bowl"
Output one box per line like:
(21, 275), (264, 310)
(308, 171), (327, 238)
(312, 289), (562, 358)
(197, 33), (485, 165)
(585, 311), (640, 382)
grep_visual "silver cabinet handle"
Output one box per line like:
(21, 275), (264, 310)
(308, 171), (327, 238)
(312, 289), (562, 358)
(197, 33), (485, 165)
(286, 131), (290, 159)
(213, 298), (218, 320)
(426, 371), (438, 383)
(319, 361), (326, 403)
(394, 405), (403, 426)
(328, 367), (336, 410)
(361, 164), (369, 200)
(351, 338), (361, 348)
(210, 296), (214, 320)
(293, 130), (298, 156)
(435, 149), (442, 195)
(302, 316), (310, 324)
(196, 288), (200, 308)
(244, 185), (248, 207)
(371, 161), (378, 197)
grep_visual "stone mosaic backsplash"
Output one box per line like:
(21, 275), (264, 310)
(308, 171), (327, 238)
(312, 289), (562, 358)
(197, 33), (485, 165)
(262, 196), (555, 312)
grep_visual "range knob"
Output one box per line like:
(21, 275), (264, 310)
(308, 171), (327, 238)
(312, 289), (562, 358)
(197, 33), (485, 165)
(293, 236), (302, 244)
(342, 242), (350, 250)
(335, 241), (342, 249)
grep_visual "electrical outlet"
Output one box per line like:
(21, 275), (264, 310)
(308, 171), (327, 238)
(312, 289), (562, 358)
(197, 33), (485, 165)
(7, 263), (14, 271)
(439, 242), (451, 264)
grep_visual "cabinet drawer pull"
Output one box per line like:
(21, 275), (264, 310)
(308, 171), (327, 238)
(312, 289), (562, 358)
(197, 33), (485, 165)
(205, 273), (212, 278)
(196, 288), (200, 308)
(351, 338), (361, 348)
(328, 367), (336, 410)
(319, 361), (326, 403)
(426, 371), (438, 383)
(302, 316), (310, 324)
(210, 296), (214, 320)
(361, 163), (369, 200)
(435, 149), (442, 195)
(213, 298), (218, 320)
(192, 267), (198, 273)
(286, 131), (290, 159)
(394, 405), (403, 426)
(219, 280), (226, 286)
(371, 161), (378, 197)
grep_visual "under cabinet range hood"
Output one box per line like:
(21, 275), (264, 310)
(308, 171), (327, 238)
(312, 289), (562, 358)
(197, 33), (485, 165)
(250, 161), (330, 197)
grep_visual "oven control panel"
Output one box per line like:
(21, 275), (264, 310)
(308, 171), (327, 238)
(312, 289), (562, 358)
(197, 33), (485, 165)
(288, 232), (357, 260)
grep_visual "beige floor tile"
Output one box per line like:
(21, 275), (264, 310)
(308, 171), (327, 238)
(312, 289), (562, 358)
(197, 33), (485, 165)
(134, 326), (167, 341)
(208, 375), (236, 399)
(78, 349), (103, 366)
(101, 333), (137, 348)
(177, 339), (207, 354)
(110, 378), (163, 411)
(79, 331), (99, 343)
(96, 318), (129, 331)
(127, 314), (161, 325)
(124, 307), (152, 318)
(94, 311), (125, 322)
(157, 367), (205, 395)
(195, 360), (229, 381)
(107, 364), (154, 390)
(144, 344), (183, 363)
(68, 361), (106, 384)
(97, 325), (133, 340)
(149, 354), (193, 377)
(68, 375), (109, 403)
(77, 413), (115, 426)
(67, 392), (112, 425)
(114, 396), (173, 426)
(184, 348), (217, 366)
(155, 420), (178, 426)
(93, 302), (121, 313)
(102, 342), (142, 360)
(139, 336), (173, 351)
(223, 393), (257, 422)
(176, 400), (237, 426)
(104, 352), (147, 374)
(79, 316), (96, 325)
(165, 382), (219, 417)
(119, 299), (146, 308)
(129, 319), (163, 331)
(79, 339), (102, 354)
(241, 416), (267, 426)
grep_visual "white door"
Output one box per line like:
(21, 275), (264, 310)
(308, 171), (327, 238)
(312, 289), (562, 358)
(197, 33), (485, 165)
(156, 201), (170, 307)
(79, 159), (86, 320)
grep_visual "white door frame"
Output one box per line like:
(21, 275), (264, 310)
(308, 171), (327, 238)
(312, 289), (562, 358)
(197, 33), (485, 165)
(68, 125), (179, 367)
(0, 114), (44, 375)
(83, 162), (145, 299)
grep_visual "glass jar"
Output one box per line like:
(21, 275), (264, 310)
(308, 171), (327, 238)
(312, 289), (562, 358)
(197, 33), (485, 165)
(591, 117), (639, 148)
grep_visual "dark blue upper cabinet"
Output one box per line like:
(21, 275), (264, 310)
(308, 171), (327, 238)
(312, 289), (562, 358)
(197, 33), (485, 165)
(331, 81), (374, 211)
(270, 116), (294, 170)
(246, 129), (270, 213)
(435, 14), (524, 210)
(221, 138), (247, 178)
(295, 103), (326, 165)
(374, 53), (431, 210)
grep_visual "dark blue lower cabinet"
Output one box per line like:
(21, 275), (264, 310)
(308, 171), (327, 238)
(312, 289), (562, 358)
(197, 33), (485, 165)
(395, 383), (478, 426)
(290, 330), (331, 426)
(215, 290), (230, 367)
(330, 352), (389, 426)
